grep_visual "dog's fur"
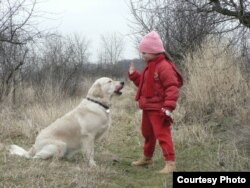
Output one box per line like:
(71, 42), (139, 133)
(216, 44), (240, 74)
(9, 77), (124, 166)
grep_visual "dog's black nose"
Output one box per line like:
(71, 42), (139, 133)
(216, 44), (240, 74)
(120, 81), (124, 85)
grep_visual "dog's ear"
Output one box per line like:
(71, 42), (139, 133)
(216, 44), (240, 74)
(91, 83), (104, 98)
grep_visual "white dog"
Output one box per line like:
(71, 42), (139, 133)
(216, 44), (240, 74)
(9, 77), (124, 166)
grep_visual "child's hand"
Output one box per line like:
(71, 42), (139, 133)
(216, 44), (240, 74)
(129, 62), (135, 74)
(161, 108), (174, 124)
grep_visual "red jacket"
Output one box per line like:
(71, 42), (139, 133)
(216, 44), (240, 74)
(129, 54), (183, 111)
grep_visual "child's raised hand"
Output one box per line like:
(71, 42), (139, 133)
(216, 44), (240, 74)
(129, 62), (135, 74)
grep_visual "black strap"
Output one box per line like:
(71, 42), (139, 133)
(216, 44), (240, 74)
(87, 98), (109, 110)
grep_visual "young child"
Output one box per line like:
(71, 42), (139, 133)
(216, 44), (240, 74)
(128, 31), (183, 174)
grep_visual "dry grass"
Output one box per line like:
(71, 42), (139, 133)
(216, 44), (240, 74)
(0, 43), (250, 187)
(0, 83), (173, 188)
(182, 40), (250, 124)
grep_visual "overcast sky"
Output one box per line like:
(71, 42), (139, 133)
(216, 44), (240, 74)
(37, 0), (139, 62)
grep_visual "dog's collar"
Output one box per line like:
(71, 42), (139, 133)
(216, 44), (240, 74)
(87, 97), (110, 111)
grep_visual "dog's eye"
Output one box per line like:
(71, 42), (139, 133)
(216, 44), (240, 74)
(108, 80), (112, 83)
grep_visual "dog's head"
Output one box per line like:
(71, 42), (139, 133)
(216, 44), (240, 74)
(87, 77), (124, 100)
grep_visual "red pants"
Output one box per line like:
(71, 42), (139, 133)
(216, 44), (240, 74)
(141, 110), (175, 161)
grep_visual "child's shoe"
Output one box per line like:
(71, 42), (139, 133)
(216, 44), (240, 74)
(131, 156), (153, 166)
(158, 161), (176, 174)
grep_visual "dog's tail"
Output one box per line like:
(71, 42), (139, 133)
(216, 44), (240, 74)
(9, 145), (31, 159)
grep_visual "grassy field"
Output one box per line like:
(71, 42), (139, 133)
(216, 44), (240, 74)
(0, 82), (249, 188)
(1, 43), (250, 187)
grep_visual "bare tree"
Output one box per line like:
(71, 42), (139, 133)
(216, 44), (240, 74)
(28, 33), (90, 97)
(183, 0), (250, 29)
(0, 0), (40, 44)
(98, 33), (125, 64)
(0, 0), (40, 102)
(181, 0), (250, 70)
(128, 0), (250, 64)
(128, 0), (218, 61)
(0, 43), (28, 102)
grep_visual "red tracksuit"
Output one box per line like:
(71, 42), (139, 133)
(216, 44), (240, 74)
(129, 54), (183, 161)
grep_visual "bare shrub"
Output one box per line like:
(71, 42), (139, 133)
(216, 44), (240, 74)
(0, 0), (41, 103)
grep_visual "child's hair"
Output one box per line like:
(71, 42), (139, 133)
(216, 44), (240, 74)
(162, 51), (174, 63)
(162, 52), (183, 87)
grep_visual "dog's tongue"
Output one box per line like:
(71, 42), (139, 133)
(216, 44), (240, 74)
(115, 86), (123, 95)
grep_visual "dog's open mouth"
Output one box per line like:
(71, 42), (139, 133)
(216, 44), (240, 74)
(114, 85), (124, 95)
